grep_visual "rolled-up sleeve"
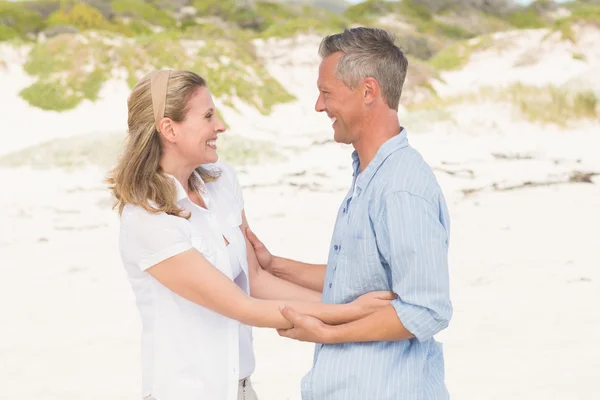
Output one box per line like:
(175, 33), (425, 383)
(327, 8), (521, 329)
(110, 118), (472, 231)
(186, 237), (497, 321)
(378, 190), (452, 342)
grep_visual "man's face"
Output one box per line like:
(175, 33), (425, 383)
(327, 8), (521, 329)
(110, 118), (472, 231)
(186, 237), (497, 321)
(314, 53), (364, 144)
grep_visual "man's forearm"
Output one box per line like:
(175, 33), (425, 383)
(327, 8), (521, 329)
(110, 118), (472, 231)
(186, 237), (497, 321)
(325, 305), (415, 344)
(251, 267), (322, 302)
(271, 256), (326, 293)
(286, 301), (365, 326)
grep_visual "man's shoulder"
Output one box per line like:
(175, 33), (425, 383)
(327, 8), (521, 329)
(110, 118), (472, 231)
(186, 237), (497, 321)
(374, 145), (441, 202)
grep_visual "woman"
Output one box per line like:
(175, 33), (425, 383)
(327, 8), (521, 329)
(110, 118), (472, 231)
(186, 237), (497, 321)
(107, 69), (393, 400)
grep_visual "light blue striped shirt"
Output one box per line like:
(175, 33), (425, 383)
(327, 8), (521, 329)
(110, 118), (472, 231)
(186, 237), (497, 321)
(301, 129), (452, 400)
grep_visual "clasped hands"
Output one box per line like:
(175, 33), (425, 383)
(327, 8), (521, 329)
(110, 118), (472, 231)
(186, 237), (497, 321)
(246, 227), (395, 344)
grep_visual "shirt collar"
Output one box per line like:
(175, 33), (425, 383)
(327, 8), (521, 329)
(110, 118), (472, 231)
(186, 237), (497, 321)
(352, 128), (409, 192)
(165, 170), (208, 204)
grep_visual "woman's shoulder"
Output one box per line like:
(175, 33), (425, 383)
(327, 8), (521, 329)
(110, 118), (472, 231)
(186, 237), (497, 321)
(120, 203), (191, 232)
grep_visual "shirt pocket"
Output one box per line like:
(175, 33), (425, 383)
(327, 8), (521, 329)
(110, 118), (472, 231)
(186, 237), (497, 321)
(337, 236), (387, 293)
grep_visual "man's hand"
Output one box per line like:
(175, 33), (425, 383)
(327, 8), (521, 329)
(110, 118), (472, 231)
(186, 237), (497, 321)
(246, 227), (274, 271)
(352, 291), (396, 317)
(277, 306), (332, 344)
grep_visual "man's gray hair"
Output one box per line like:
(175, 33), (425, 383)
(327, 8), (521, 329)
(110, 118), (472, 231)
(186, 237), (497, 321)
(318, 27), (408, 111)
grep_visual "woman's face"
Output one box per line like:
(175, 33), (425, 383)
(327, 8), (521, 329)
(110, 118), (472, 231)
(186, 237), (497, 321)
(171, 86), (225, 166)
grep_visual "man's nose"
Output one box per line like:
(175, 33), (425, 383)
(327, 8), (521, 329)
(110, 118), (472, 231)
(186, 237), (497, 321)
(314, 93), (325, 113)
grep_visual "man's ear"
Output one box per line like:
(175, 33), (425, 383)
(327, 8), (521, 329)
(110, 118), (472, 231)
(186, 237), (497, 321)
(362, 77), (380, 105)
(157, 117), (176, 143)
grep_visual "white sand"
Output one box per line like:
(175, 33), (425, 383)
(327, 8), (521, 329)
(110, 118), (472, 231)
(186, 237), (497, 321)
(432, 26), (600, 97)
(1, 27), (599, 400)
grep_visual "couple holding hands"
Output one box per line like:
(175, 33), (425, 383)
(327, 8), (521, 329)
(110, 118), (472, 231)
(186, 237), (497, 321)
(108, 27), (452, 400)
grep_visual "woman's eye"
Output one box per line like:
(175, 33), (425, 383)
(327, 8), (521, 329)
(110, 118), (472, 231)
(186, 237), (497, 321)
(205, 114), (213, 119)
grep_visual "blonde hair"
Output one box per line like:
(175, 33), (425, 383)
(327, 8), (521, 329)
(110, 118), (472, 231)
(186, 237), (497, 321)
(107, 70), (219, 218)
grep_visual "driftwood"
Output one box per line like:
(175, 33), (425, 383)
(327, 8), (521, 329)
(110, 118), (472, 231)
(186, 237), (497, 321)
(462, 171), (599, 196)
(433, 167), (475, 178)
(491, 152), (534, 160)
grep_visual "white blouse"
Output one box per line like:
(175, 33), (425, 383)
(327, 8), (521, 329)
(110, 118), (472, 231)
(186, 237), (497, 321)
(227, 244), (255, 380)
(118, 161), (254, 400)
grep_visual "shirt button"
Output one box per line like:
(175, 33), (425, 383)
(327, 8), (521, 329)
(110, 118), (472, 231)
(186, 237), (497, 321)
(329, 283), (332, 288)
(334, 245), (339, 251)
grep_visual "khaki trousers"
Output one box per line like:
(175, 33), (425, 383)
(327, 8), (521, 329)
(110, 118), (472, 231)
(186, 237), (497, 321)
(238, 377), (259, 400)
(143, 377), (259, 400)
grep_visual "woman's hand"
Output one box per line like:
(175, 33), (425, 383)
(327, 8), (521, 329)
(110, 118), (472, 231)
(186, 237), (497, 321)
(246, 227), (274, 271)
(352, 291), (396, 318)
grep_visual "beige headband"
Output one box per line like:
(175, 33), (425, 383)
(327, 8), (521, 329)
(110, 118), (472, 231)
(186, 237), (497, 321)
(150, 69), (172, 130)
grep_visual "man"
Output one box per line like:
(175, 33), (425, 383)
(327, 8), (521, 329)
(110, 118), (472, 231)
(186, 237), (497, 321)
(246, 27), (452, 399)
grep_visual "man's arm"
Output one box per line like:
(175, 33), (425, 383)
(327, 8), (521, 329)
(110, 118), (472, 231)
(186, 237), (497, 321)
(246, 226), (326, 293)
(278, 190), (452, 344)
(276, 305), (413, 344)
(269, 256), (327, 293)
(381, 191), (452, 343)
(242, 211), (322, 302)
(327, 306), (413, 343)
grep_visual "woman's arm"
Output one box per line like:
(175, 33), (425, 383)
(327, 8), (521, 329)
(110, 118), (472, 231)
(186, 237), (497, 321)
(147, 246), (393, 329)
(147, 248), (293, 329)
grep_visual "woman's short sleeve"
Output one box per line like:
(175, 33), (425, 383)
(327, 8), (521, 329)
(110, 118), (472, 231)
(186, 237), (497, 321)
(120, 206), (193, 271)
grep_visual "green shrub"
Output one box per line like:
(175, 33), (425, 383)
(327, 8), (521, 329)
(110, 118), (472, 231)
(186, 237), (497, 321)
(115, 27), (294, 114)
(259, 16), (347, 38)
(553, 17), (576, 42)
(343, 0), (394, 22)
(22, 0), (61, 20)
(0, 0), (45, 40)
(192, 0), (263, 30)
(432, 21), (474, 40)
(111, 0), (176, 28)
(398, 0), (433, 22)
(506, 8), (545, 29)
(108, 18), (153, 37)
(429, 42), (472, 70)
(0, 25), (20, 41)
(428, 34), (494, 70)
(46, 3), (109, 30)
(255, 0), (298, 25)
(569, 3), (600, 24)
(19, 80), (81, 111)
(20, 34), (111, 111)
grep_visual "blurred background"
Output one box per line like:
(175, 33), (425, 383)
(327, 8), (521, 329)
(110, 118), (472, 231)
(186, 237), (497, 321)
(1, 0), (599, 399)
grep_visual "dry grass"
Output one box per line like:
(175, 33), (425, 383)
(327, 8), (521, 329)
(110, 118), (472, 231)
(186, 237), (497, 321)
(0, 133), (281, 170)
(410, 83), (599, 126)
(429, 34), (495, 71)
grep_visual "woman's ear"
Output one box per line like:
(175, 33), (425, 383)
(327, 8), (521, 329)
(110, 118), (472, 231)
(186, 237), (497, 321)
(157, 117), (176, 143)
